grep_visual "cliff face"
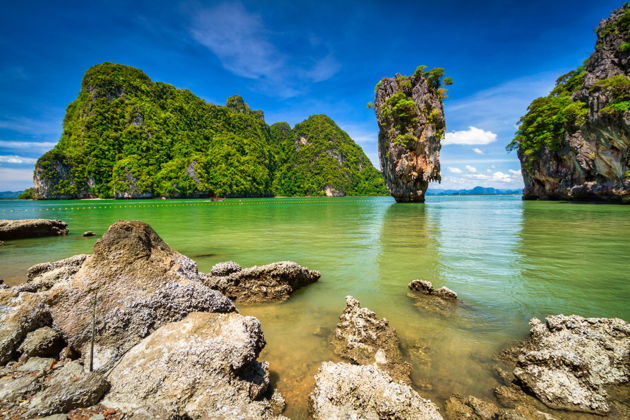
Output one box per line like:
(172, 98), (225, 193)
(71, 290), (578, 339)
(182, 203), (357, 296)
(271, 115), (388, 197)
(511, 5), (630, 203)
(33, 63), (385, 199)
(374, 67), (448, 202)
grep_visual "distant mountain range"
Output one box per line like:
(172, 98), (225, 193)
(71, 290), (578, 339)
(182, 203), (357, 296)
(426, 186), (522, 196)
(0, 191), (23, 199)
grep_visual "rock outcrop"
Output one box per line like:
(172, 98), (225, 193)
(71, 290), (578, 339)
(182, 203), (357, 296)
(0, 219), (68, 240)
(310, 362), (443, 420)
(332, 296), (410, 383)
(511, 5), (630, 202)
(0, 220), (287, 418)
(503, 314), (630, 414)
(407, 279), (458, 315)
(203, 260), (321, 304)
(444, 394), (556, 420)
(104, 312), (286, 419)
(374, 67), (449, 202)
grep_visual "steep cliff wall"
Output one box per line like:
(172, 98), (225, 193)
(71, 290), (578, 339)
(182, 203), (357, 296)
(510, 5), (630, 203)
(374, 67), (449, 202)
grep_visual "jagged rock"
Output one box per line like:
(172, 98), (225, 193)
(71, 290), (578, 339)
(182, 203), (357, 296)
(513, 5), (630, 202)
(103, 312), (285, 419)
(506, 315), (630, 414)
(444, 394), (556, 420)
(18, 327), (65, 358)
(27, 361), (109, 417)
(82, 231), (95, 237)
(408, 279), (457, 299)
(203, 261), (320, 303)
(210, 260), (242, 276)
(0, 293), (52, 364)
(408, 280), (458, 315)
(0, 219), (68, 240)
(374, 68), (447, 202)
(44, 220), (235, 370)
(20, 254), (88, 293)
(310, 362), (442, 420)
(332, 296), (411, 383)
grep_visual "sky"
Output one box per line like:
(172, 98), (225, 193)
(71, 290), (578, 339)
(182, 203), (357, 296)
(0, 0), (622, 191)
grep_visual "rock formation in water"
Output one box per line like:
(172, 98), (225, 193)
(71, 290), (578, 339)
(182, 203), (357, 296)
(0, 220), (287, 418)
(32, 62), (386, 199)
(203, 260), (321, 304)
(0, 219), (68, 240)
(309, 296), (443, 419)
(509, 5), (630, 202)
(407, 279), (458, 315)
(332, 295), (411, 383)
(501, 314), (630, 415)
(374, 67), (450, 202)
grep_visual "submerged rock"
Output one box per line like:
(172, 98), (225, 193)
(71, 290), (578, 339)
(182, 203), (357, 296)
(332, 296), (411, 383)
(104, 312), (285, 419)
(310, 362), (442, 420)
(505, 314), (630, 414)
(203, 260), (320, 303)
(82, 231), (95, 237)
(407, 279), (458, 315)
(374, 67), (449, 202)
(408, 279), (457, 299)
(0, 219), (68, 240)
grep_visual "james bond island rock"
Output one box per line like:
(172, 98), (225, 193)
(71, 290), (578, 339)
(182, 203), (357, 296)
(0, 220), (287, 418)
(33, 62), (386, 199)
(502, 315), (630, 415)
(203, 261), (320, 304)
(374, 66), (450, 202)
(332, 296), (411, 383)
(310, 362), (443, 420)
(0, 219), (68, 240)
(509, 5), (630, 202)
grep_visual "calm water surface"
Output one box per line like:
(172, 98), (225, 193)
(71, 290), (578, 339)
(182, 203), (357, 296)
(1, 196), (629, 418)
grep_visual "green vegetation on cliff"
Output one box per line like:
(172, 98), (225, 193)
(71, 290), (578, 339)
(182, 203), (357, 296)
(272, 115), (388, 196)
(36, 63), (385, 198)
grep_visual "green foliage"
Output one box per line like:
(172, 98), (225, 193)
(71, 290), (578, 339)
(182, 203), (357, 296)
(443, 77), (454, 86)
(18, 188), (35, 199)
(272, 115), (388, 196)
(592, 75), (630, 114)
(508, 68), (588, 159)
(598, 5), (630, 45)
(36, 62), (385, 198)
(366, 102), (374, 109)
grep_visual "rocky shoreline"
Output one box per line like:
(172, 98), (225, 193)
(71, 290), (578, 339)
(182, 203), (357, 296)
(0, 220), (628, 419)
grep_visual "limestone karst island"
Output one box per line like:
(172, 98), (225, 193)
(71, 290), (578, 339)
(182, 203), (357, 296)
(1, 1), (629, 419)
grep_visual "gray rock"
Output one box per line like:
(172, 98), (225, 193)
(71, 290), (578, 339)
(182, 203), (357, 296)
(210, 260), (242, 276)
(0, 293), (51, 364)
(508, 315), (630, 414)
(17, 357), (55, 374)
(28, 361), (110, 416)
(310, 362), (443, 420)
(0, 371), (42, 403)
(203, 260), (320, 303)
(408, 279), (457, 299)
(332, 296), (411, 383)
(0, 219), (68, 240)
(444, 394), (556, 420)
(374, 69), (445, 202)
(18, 327), (65, 358)
(103, 312), (285, 419)
(82, 231), (96, 237)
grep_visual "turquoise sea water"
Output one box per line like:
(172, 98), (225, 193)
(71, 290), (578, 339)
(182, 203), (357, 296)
(1, 195), (629, 418)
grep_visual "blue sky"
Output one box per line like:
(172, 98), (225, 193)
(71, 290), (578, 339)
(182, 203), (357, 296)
(0, 0), (622, 191)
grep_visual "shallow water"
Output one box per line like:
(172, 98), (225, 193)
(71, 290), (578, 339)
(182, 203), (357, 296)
(1, 196), (629, 418)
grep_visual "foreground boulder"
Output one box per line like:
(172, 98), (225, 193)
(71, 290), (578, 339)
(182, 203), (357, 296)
(332, 296), (410, 383)
(373, 67), (449, 202)
(0, 219), (68, 240)
(19, 254), (88, 293)
(203, 260), (320, 303)
(310, 362), (442, 420)
(46, 220), (235, 370)
(104, 312), (286, 419)
(504, 314), (630, 414)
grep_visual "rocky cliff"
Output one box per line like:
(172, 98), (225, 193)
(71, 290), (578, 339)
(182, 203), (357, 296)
(33, 63), (386, 199)
(509, 5), (630, 202)
(374, 67), (449, 202)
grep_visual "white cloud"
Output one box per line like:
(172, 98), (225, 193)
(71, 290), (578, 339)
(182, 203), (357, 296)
(0, 155), (37, 164)
(443, 126), (497, 145)
(464, 165), (477, 173)
(472, 147), (484, 155)
(0, 140), (55, 151)
(447, 167), (463, 174)
(508, 169), (521, 176)
(0, 167), (34, 190)
(190, 2), (339, 97)
(0, 116), (62, 137)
